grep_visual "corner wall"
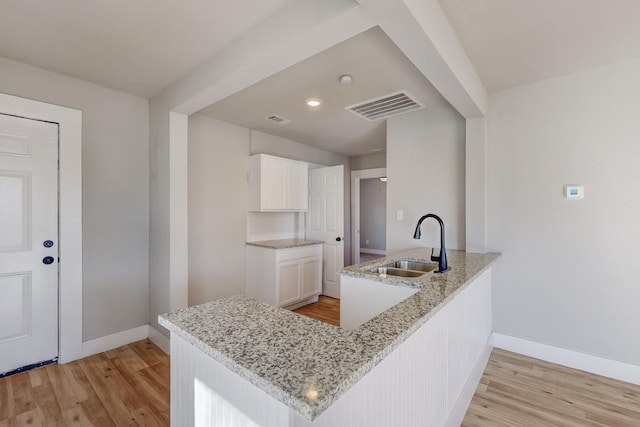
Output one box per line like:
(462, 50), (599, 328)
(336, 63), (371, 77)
(0, 57), (150, 341)
(488, 59), (640, 366)
(188, 115), (250, 306)
(386, 106), (466, 253)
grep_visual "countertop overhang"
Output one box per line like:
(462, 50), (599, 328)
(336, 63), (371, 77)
(159, 248), (500, 421)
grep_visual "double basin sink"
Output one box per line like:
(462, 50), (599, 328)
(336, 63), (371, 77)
(367, 260), (438, 278)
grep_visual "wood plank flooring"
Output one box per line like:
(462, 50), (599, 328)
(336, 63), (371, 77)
(463, 348), (640, 427)
(0, 339), (169, 426)
(2, 314), (639, 426)
(293, 295), (340, 326)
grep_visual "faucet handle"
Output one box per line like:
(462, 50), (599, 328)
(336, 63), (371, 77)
(430, 248), (440, 262)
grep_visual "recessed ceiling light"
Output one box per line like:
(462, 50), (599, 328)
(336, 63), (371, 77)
(306, 98), (322, 107)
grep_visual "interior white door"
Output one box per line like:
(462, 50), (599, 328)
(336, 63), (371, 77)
(307, 165), (344, 299)
(0, 113), (59, 374)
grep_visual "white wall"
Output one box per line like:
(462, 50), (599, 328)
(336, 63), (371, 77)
(188, 114), (250, 306)
(187, 117), (350, 305)
(0, 57), (150, 341)
(488, 59), (640, 366)
(386, 106), (466, 253)
(360, 178), (386, 252)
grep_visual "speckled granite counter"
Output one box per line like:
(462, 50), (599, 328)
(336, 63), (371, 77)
(159, 247), (500, 421)
(246, 238), (324, 249)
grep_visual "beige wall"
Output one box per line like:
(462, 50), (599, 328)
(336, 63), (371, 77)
(350, 152), (386, 170)
(0, 57), (150, 341)
(488, 59), (640, 366)
(386, 106), (466, 254)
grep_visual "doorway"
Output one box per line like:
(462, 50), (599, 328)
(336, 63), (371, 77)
(0, 93), (83, 366)
(351, 168), (387, 265)
(0, 114), (58, 374)
(306, 165), (344, 299)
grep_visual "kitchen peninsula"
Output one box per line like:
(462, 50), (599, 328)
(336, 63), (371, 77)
(159, 248), (499, 426)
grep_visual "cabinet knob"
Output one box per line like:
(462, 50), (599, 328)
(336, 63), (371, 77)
(335, 237), (342, 242)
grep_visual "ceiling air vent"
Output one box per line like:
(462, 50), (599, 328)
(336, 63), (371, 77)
(345, 91), (424, 121)
(265, 114), (291, 124)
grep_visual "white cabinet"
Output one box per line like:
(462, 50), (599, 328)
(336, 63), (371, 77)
(247, 154), (308, 212)
(246, 244), (322, 309)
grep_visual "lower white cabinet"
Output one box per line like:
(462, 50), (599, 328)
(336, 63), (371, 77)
(246, 244), (322, 309)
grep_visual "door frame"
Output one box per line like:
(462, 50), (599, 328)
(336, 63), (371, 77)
(350, 167), (386, 265)
(0, 93), (83, 364)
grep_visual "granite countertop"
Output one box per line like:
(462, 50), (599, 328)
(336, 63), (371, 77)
(246, 238), (324, 249)
(159, 248), (500, 421)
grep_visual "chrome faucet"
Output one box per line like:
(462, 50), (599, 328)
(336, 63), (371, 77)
(413, 213), (449, 273)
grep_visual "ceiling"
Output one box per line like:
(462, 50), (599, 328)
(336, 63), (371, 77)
(438, 0), (640, 92)
(198, 27), (450, 157)
(0, 0), (292, 98)
(2, 0), (640, 155)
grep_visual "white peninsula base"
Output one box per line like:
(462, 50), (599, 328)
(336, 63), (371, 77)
(168, 268), (493, 427)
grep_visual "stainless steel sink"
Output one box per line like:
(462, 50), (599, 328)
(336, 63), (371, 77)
(372, 267), (425, 278)
(381, 260), (439, 273)
(366, 259), (439, 278)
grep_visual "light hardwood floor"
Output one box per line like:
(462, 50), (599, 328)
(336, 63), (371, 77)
(462, 348), (640, 426)
(0, 339), (169, 426)
(2, 314), (639, 426)
(293, 295), (340, 326)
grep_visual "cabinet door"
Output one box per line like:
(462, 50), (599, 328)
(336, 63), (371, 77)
(277, 260), (302, 306)
(300, 256), (322, 299)
(287, 160), (308, 211)
(261, 155), (287, 210)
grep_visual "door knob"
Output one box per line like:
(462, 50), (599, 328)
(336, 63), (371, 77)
(43, 256), (55, 265)
(335, 237), (342, 242)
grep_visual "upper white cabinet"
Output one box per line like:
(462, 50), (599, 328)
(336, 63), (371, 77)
(247, 154), (308, 212)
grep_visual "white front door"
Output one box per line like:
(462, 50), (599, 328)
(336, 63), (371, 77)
(307, 165), (344, 299)
(0, 113), (59, 374)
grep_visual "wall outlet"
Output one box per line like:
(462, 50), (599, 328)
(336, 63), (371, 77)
(365, 239), (369, 245)
(397, 210), (403, 220)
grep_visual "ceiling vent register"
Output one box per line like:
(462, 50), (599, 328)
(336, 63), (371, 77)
(345, 91), (424, 121)
(265, 114), (291, 124)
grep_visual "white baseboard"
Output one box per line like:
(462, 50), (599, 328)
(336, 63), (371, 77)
(81, 325), (150, 358)
(445, 344), (492, 427)
(148, 324), (171, 355)
(492, 333), (640, 386)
